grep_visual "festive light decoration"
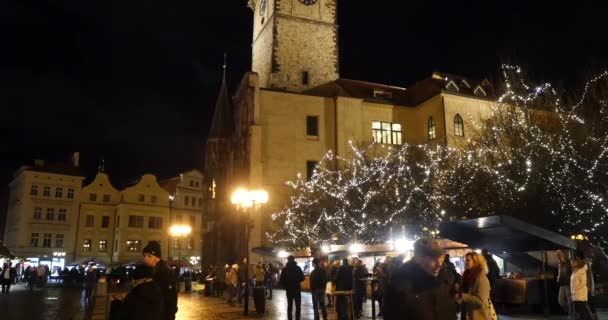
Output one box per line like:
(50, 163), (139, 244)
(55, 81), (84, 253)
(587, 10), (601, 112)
(269, 65), (608, 250)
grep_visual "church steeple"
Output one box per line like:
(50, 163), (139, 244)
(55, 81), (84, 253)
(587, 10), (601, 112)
(208, 54), (234, 140)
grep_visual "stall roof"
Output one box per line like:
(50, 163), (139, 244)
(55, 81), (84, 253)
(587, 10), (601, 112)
(439, 215), (576, 253)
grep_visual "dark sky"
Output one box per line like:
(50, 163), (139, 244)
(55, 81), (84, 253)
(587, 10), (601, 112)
(1, 0), (608, 220)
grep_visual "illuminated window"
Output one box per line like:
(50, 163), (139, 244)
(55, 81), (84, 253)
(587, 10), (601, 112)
(428, 117), (436, 140)
(454, 114), (464, 137)
(99, 240), (107, 252)
(67, 189), (75, 199)
(127, 240), (142, 252)
(83, 239), (91, 252)
(31, 185), (38, 196)
(372, 121), (402, 145)
(43, 186), (51, 197)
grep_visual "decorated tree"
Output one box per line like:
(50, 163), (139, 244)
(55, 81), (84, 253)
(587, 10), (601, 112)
(269, 142), (453, 250)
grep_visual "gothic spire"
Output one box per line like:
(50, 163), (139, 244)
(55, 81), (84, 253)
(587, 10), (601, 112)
(208, 53), (234, 140)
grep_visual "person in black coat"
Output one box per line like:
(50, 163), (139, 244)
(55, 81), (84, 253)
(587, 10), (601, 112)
(1, 262), (17, 293)
(384, 238), (458, 320)
(279, 255), (305, 320)
(482, 249), (500, 287)
(309, 258), (329, 320)
(119, 264), (163, 320)
(142, 241), (178, 320)
(335, 258), (354, 320)
(353, 259), (369, 318)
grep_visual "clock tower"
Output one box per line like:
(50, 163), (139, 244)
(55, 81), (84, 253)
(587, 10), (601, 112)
(249, 0), (339, 92)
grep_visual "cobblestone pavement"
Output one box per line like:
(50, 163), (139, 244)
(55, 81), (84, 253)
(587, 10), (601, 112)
(0, 282), (87, 320)
(175, 289), (607, 320)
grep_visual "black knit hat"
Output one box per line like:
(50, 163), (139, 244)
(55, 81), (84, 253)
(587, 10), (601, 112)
(142, 241), (162, 259)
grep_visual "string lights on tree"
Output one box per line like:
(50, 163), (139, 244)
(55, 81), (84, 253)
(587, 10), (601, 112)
(270, 65), (608, 250)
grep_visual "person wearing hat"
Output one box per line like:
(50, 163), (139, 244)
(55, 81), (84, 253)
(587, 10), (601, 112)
(384, 238), (458, 320)
(118, 264), (163, 320)
(142, 241), (178, 320)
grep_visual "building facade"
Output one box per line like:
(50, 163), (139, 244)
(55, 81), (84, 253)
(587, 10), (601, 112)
(3, 156), (84, 272)
(74, 173), (120, 265)
(112, 174), (171, 264)
(159, 170), (205, 269)
(204, 0), (500, 265)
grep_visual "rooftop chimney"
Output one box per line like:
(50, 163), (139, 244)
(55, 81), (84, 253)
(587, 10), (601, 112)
(72, 152), (80, 167)
(34, 160), (45, 167)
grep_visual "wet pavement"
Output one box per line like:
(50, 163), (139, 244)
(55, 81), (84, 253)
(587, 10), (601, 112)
(175, 289), (605, 320)
(0, 283), (605, 320)
(0, 282), (87, 320)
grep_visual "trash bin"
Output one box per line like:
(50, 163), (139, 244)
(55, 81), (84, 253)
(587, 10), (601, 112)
(205, 278), (215, 296)
(253, 286), (265, 314)
(185, 277), (192, 292)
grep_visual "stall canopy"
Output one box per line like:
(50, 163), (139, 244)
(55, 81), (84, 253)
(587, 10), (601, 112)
(439, 215), (576, 253)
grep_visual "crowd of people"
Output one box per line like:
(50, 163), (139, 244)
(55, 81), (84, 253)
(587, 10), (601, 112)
(556, 249), (600, 320)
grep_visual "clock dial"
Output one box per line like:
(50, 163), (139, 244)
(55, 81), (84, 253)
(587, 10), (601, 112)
(298, 0), (318, 5)
(260, 0), (267, 16)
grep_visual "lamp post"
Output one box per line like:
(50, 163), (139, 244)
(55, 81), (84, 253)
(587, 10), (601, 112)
(231, 188), (268, 316)
(169, 225), (192, 278)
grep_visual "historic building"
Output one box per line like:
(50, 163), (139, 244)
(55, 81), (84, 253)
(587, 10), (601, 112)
(74, 172), (120, 265)
(159, 170), (205, 268)
(204, 0), (499, 265)
(3, 155), (85, 272)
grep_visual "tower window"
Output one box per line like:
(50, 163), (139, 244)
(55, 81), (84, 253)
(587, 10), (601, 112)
(302, 71), (310, 85)
(306, 161), (318, 181)
(306, 116), (319, 137)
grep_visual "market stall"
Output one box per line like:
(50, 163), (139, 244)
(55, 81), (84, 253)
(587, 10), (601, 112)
(439, 215), (576, 315)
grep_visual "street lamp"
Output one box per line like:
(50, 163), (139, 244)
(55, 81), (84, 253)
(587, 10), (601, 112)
(231, 187), (268, 316)
(169, 225), (192, 277)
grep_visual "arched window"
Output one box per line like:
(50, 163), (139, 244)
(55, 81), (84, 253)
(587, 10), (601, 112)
(428, 117), (436, 140)
(454, 114), (464, 137)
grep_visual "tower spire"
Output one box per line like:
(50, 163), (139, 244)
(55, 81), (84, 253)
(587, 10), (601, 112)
(207, 53), (234, 140)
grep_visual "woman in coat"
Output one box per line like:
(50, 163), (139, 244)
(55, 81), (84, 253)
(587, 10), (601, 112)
(571, 257), (594, 320)
(457, 252), (497, 320)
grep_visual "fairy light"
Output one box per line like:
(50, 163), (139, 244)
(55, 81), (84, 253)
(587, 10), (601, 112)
(268, 65), (608, 250)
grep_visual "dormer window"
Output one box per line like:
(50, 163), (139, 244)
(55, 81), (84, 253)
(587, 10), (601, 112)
(446, 81), (460, 92)
(373, 89), (393, 100)
(481, 79), (491, 87)
(474, 86), (487, 97)
(460, 80), (471, 88)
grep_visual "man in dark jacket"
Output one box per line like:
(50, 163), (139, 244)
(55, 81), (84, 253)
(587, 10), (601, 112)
(309, 258), (328, 320)
(142, 241), (178, 320)
(384, 238), (457, 320)
(119, 264), (163, 320)
(335, 258), (354, 320)
(279, 255), (305, 320)
(353, 259), (369, 318)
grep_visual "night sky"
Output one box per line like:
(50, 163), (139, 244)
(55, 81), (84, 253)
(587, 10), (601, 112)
(1, 0), (608, 231)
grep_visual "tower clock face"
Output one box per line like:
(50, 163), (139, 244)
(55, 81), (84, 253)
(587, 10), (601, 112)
(260, 0), (267, 16)
(298, 0), (318, 5)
